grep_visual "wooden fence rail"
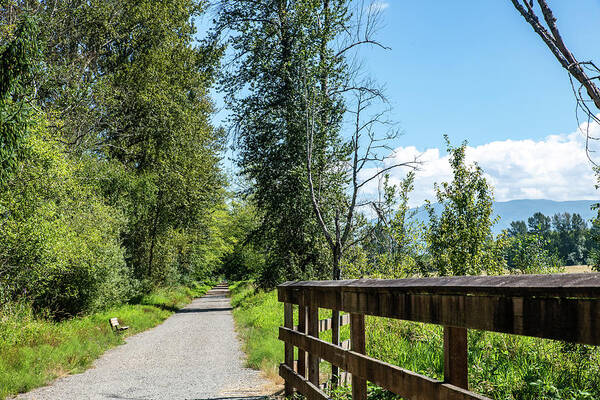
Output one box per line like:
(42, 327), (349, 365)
(277, 273), (600, 400)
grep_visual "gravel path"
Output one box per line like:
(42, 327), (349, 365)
(16, 286), (271, 400)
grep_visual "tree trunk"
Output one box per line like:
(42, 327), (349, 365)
(147, 189), (163, 279)
(332, 246), (341, 280)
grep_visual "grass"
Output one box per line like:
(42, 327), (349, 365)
(230, 281), (600, 400)
(229, 281), (349, 381)
(0, 282), (212, 399)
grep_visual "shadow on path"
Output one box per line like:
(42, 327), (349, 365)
(175, 307), (233, 313)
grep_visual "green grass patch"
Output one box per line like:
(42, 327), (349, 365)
(230, 280), (283, 375)
(0, 283), (212, 399)
(229, 281), (348, 378)
(230, 282), (600, 400)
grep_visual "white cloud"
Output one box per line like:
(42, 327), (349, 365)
(360, 120), (600, 207)
(368, 1), (389, 13)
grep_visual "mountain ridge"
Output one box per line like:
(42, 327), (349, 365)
(412, 199), (598, 234)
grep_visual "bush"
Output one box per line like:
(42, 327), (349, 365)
(0, 120), (131, 318)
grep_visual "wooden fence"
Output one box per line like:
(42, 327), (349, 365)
(277, 273), (600, 400)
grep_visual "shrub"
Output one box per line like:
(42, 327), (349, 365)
(0, 119), (131, 318)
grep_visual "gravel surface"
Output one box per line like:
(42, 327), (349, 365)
(15, 286), (271, 400)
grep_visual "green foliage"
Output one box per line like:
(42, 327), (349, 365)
(352, 173), (429, 278)
(220, 201), (266, 281)
(503, 233), (563, 274)
(0, 121), (131, 318)
(509, 211), (593, 267)
(0, 1), (227, 322)
(528, 212), (552, 238)
(426, 137), (503, 276)
(552, 213), (587, 265)
(0, 15), (39, 186)
(0, 283), (209, 399)
(213, 0), (356, 285)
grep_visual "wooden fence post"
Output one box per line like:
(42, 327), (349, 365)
(284, 303), (294, 396)
(298, 305), (307, 378)
(351, 313), (367, 400)
(308, 306), (320, 386)
(331, 310), (340, 387)
(444, 326), (468, 389)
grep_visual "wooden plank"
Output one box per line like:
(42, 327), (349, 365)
(278, 274), (600, 299)
(279, 327), (490, 400)
(351, 314), (367, 400)
(444, 326), (468, 389)
(279, 283), (600, 345)
(341, 339), (351, 349)
(284, 303), (294, 396)
(331, 310), (340, 387)
(298, 305), (307, 378)
(279, 364), (329, 400)
(317, 313), (351, 332)
(279, 327), (346, 368)
(308, 306), (320, 386)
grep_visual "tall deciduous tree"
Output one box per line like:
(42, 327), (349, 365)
(213, 0), (342, 285)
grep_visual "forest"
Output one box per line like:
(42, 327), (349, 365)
(1, 1), (600, 399)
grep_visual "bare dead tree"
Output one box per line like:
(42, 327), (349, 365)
(304, 80), (419, 281)
(300, 0), (421, 283)
(509, 0), (600, 164)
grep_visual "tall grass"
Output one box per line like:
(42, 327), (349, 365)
(0, 283), (212, 399)
(231, 281), (600, 400)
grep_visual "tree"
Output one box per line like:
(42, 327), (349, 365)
(508, 220), (528, 237)
(509, 0), (600, 164)
(213, 0), (348, 285)
(552, 212), (587, 265)
(0, 15), (39, 187)
(504, 232), (561, 274)
(527, 212), (551, 237)
(305, 84), (418, 280)
(426, 137), (503, 276)
(361, 172), (428, 278)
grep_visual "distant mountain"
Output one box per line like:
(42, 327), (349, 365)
(412, 199), (598, 235)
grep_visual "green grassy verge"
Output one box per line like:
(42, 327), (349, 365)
(229, 281), (347, 379)
(230, 281), (600, 400)
(0, 282), (212, 399)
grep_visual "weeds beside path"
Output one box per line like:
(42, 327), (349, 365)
(0, 283), (211, 399)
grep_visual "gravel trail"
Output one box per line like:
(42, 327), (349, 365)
(16, 285), (271, 400)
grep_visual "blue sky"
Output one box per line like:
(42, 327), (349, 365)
(197, 1), (600, 205)
(358, 0), (600, 148)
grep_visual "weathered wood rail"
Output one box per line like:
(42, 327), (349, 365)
(278, 273), (600, 400)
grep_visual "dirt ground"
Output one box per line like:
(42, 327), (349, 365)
(563, 265), (594, 273)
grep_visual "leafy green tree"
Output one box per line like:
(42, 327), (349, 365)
(219, 199), (266, 281)
(363, 173), (428, 278)
(0, 119), (130, 318)
(426, 137), (503, 276)
(79, 0), (225, 285)
(551, 212), (587, 265)
(0, 15), (39, 186)
(508, 220), (528, 237)
(213, 0), (347, 285)
(504, 232), (562, 274)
